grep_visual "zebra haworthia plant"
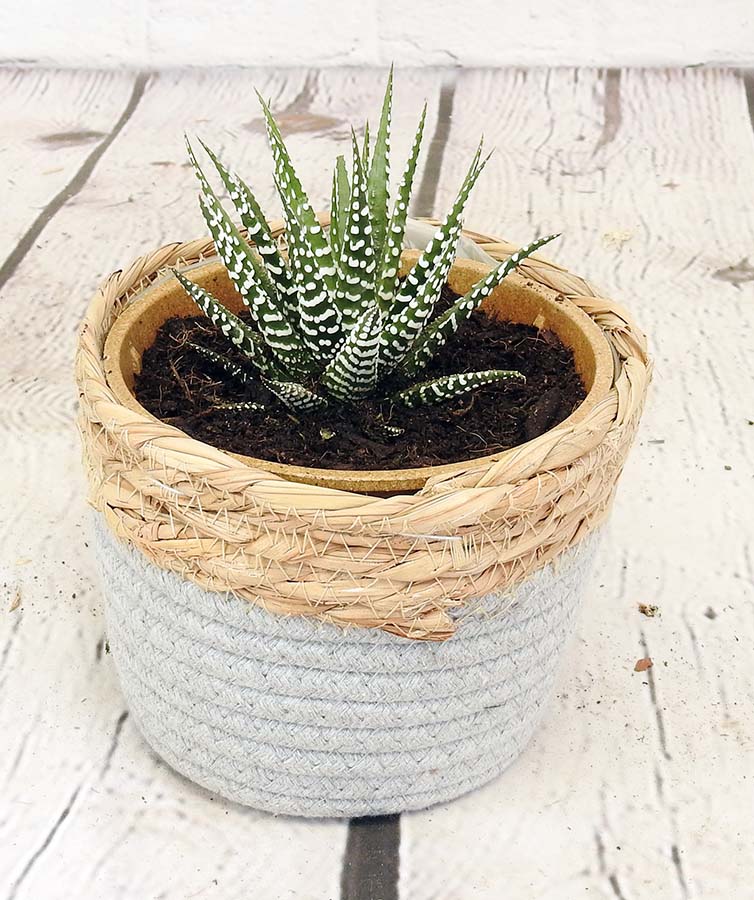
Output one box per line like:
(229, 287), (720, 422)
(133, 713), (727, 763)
(173, 69), (559, 430)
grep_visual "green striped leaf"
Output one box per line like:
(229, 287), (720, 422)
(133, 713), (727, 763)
(367, 66), (393, 257)
(264, 379), (328, 413)
(215, 400), (266, 412)
(403, 233), (561, 376)
(256, 92), (336, 292)
(361, 120), (371, 171)
(197, 139), (298, 321)
(330, 165), (341, 263)
(329, 155), (350, 262)
(185, 138), (301, 370)
(320, 304), (383, 402)
(189, 343), (253, 384)
(393, 139), (486, 310)
(332, 131), (377, 327)
(379, 142), (488, 370)
(395, 369), (524, 408)
(279, 185), (342, 362)
(374, 104), (427, 310)
(172, 271), (280, 378)
(370, 419), (404, 438)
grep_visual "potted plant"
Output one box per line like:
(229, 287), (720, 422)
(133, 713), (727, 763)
(76, 71), (650, 817)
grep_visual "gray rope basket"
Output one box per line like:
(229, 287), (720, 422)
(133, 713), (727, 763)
(94, 516), (598, 818)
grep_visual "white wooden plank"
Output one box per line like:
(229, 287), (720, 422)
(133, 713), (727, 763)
(0, 68), (134, 263)
(0, 66), (447, 900)
(401, 67), (754, 900)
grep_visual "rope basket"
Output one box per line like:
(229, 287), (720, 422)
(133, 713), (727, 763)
(76, 220), (651, 641)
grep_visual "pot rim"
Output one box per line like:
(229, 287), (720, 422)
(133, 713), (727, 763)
(103, 251), (615, 494)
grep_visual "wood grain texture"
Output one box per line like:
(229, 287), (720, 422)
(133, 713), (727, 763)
(0, 68), (135, 266)
(1, 65), (752, 898)
(401, 66), (754, 900)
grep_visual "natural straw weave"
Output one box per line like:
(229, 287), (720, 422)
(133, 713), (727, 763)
(75, 219), (650, 641)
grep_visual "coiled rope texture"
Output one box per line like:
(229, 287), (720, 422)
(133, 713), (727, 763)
(76, 220), (650, 641)
(94, 516), (598, 817)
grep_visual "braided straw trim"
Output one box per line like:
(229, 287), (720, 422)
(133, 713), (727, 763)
(75, 219), (651, 641)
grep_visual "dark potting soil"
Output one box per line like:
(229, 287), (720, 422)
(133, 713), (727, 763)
(134, 284), (586, 470)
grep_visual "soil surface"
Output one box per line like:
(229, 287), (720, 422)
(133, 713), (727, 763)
(135, 284), (586, 470)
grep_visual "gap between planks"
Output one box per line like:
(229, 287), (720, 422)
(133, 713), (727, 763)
(340, 816), (401, 900)
(0, 72), (149, 292)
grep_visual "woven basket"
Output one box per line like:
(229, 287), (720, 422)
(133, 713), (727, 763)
(76, 220), (650, 816)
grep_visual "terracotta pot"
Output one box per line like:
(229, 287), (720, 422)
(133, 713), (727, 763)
(103, 250), (614, 493)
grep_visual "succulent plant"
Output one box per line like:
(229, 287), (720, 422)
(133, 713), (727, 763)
(173, 69), (558, 433)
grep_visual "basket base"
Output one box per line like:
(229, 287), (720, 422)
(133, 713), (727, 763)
(93, 516), (598, 818)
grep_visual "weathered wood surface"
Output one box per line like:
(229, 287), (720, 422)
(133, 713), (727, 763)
(0, 70), (131, 239)
(1, 66), (753, 899)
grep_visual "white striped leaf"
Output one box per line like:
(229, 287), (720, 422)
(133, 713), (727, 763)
(332, 132), (377, 328)
(370, 419), (404, 438)
(264, 379), (328, 412)
(320, 304), (383, 402)
(257, 92), (337, 292)
(215, 400), (266, 412)
(374, 104), (427, 310)
(330, 164), (341, 262)
(279, 181), (342, 363)
(395, 369), (524, 407)
(189, 343), (252, 384)
(391, 139), (485, 312)
(367, 66), (393, 257)
(172, 271), (280, 378)
(379, 143), (488, 369)
(403, 233), (561, 376)
(197, 139), (298, 322)
(185, 138), (301, 370)
(329, 155), (350, 262)
(361, 120), (370, 171)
